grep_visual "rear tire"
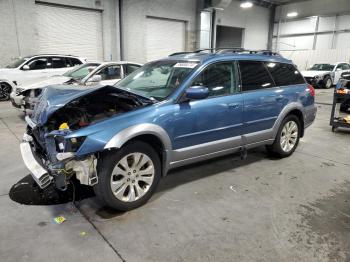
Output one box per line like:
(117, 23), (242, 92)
(266, 115), (301, 158)
(323, 76), (332, 89)
(94, 141), (161, 211)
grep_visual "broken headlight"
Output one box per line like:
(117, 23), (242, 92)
(55, 136), (86, 153)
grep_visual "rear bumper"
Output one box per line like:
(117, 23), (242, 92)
(304, 104), (317, 128)
(20, 139), (52, 189)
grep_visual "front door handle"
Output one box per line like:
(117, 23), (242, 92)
(228, 103), (240, 109)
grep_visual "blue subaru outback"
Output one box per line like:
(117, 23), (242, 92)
(20, 49), (316, 210)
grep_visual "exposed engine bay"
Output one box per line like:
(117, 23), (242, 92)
(22, 86), (153, 191)
(46, 87), (146, 132)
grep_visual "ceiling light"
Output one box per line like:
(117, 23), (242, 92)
(287, 12), (298, 18)
(240, 2), (253, 8)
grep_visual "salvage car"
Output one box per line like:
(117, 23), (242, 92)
(301, 62), (350, 88)
(11, 62), (141, 113)
(20, 49), (317, 211)
(0, 54), (86, 101)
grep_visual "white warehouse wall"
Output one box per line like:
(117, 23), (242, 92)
(273, 0), (350, 69)
(0, 0), (119, 67)
(215, 1), (271, 50)
(275, 0), (350, 18)
(121, 0), (198, 63)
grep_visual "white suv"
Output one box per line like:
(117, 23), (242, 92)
(0, 54), (86, 100)
(301, 62), (350, 88)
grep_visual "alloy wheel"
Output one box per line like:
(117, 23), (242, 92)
(110, 153), (155, 202)
(326, 78), (332, 88)
(280, 120), (298, 153)
(0, 83), (11, 101)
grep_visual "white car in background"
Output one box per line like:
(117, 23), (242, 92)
(12, 61), (142, 113)
(0, 54), (86, 100)
(301, 62), (350, 88)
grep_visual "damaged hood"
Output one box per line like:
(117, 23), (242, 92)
(18, 75), (71, 90)
(30, 85), (153, 126)
(31, 85), (103, 126)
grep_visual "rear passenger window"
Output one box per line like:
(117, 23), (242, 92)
(52, 57), (67, 68)
(239, 61), (275, 91)
(192, 62), (238, 97)
(265, 62), (305, 86)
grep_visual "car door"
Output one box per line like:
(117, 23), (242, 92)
(238, 60), (282, 145)
(19, 57), (51, 83)
(171, 61), (243, 161)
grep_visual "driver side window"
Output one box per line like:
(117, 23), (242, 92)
(96, 65), (121, 80)
(27, 58), (49, 70)
(192, 61), (238, 98)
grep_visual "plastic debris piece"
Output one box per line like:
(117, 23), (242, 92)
(59, 122), (69, 130)
(53, 216), (66, 224)
(79, 231), (87, 236)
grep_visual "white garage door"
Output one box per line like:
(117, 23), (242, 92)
(146, 17), (186, 62)
(35, 4), (103, 61)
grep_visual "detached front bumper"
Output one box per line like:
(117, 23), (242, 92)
(20, 140), (52, 189)
(20, 130), (98, 190)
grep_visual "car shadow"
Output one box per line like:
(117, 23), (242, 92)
(9, 146), (279, 217)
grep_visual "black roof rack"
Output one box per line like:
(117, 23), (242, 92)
(169, 48), (281, 57)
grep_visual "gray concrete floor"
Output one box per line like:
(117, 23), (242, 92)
(1, 89), (350, 262)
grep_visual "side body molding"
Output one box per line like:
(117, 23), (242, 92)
(104, 123), (172, 152)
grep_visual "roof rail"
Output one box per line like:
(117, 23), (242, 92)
(169, 48), (282, 57)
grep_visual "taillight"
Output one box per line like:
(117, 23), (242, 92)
(307, 84), (315, 97)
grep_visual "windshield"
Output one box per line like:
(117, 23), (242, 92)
(64, 63), (100, 80)
(115, 60), (199, 101)
(5, 57), (28, 68)
(309, 64), (335, 71)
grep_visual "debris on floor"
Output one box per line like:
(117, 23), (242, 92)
(53, 216), (66, 224)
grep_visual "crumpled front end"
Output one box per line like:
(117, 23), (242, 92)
(20, 124), (98, 190)
(20, 85), (151, 190)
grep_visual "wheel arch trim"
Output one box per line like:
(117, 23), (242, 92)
(272, 103), (305, 139)
(104, 123), (172, 152)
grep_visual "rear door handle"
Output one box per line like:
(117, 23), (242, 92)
(228, 103), (240, 109)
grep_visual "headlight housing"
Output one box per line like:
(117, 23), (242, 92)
(55, 136), (86, 153)
(15, 87), (24, 95)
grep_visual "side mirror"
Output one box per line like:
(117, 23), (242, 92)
(185, 86), (209, 100)
(89, 75), (102, 83)
(22, 65), (30, 71)
(336, 67), (342, 71)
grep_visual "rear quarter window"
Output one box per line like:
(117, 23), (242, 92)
(265, 62), (305, 86)
(68, 58), (83, 66)
(239, 61), (275, 91)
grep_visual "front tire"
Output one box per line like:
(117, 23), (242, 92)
(0, 82), (11, 101)
(266, 115), (301, 158)
(94, 141), (161, 211)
